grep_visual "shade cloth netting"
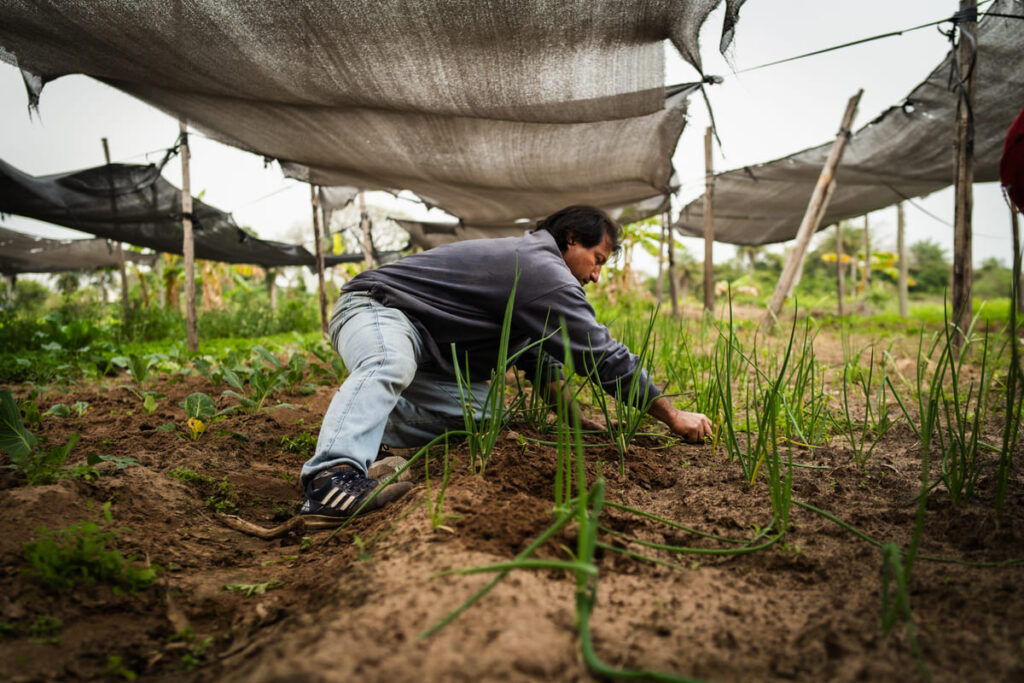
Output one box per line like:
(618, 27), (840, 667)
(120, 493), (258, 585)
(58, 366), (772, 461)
(0, 158), (323, 267)
(676, 0), (1024, 246)
(0, 1), (744, 229)
(391, 194), (673, 250)
(0, 226), (157, 276)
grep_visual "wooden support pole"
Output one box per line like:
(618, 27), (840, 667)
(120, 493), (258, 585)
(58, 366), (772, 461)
(952, 0), (976, 349)
(311, 185), (329, 336)
(863, 213), (871, 290)
(136, 265), (150, 308)
(102, 138), (131, 319)
(897, 203), (909, 317)
(764, 90), (862, 329)
(359, 190), (373, 270)
(265, 267), (278, 311)
(665, 209), (679, 317)
(836, 224), (845, 318)
(1012, 206), (1022, 314)
(179, 119), (198, 351)
(703, 126), (715, 315)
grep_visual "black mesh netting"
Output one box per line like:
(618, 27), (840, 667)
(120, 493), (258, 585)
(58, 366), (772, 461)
(0, 158), (338, 268)
(676, 1), (1024, 245)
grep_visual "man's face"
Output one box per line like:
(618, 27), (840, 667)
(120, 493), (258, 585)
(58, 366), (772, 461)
(562, 232), (613, 287)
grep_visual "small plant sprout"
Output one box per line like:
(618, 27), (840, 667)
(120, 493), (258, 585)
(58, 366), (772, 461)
(450, 269), (532, 474)
(424, 434), (460, 532)
(179, 392), (232, 441)
(114, 353), (165, 414)
(222, 346), (291, 414)
(833, 345), (895, 469)
(223, 580), (284, 597)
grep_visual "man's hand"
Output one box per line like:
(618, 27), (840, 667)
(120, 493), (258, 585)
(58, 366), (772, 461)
(648, 397), (713, 444)
(578, 414), (608, 432)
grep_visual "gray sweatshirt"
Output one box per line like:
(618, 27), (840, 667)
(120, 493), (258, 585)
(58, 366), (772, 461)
(342, 229), (659, 404)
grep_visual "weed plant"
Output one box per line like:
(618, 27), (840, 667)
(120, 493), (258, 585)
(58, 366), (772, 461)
(22, 501), (159, 593)
(168, 467), (241, 514)
(0, 389), (80, 485)
(222, 345), (292, 414)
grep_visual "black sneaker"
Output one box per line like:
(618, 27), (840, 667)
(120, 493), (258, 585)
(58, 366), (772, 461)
(300, 462), (412, 529)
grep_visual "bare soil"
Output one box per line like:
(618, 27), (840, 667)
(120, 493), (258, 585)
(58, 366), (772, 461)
(1, 369), (1023, 682)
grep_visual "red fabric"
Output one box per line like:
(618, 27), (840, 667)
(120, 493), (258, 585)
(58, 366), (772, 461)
(1002, 104), (1024, 211)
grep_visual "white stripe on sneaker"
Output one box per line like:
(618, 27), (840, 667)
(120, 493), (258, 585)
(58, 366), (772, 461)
(322, 488), (341, 506)
(338, 494), (356, 511)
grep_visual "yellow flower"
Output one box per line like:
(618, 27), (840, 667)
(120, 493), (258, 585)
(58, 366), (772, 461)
(187, 417), (206, 441)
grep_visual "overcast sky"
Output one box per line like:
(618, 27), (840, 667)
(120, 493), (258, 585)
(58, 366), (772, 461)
(0, 0), (1016, 268)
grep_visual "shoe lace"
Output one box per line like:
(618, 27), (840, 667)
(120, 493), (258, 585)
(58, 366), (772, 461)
(331, 467), (377, 495)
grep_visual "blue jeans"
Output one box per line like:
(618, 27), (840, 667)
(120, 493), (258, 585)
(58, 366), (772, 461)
(301, 292), (488, 484)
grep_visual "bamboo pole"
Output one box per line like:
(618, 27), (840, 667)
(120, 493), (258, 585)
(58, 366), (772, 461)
(665, 209), (679, 317)
(265, 267), (278, 311)
(897, 203), (908, 317)
(311, 184), (329, 336)
(179, 120), (198, 351)
(952, 0), (976, 350)
(836, 224), (845, 317)
(764, 90), (862, 330)
(703, 126), (715, 315)
(359, 190), (373, 270)
(863, 213), (871, 290)
(101, 138), (131, 319)
(136, 265), (150, 308)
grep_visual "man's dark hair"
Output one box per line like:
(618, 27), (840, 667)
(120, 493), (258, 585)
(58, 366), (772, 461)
(533, 205), (621, 254)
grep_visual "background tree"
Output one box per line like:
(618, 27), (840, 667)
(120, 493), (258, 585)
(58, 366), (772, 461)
(908, 239), (950, 294)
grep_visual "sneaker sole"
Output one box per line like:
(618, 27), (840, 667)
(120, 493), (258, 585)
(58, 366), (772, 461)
(300, 513), (377, 529)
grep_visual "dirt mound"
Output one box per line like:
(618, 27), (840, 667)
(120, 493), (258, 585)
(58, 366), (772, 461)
(1, 376), (1022, 682)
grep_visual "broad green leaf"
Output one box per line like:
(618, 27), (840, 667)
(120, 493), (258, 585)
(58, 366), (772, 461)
(180, 392), (217, 422)
(129, 354), (150, 386)
(222, 367), (244, 390)
(0, 390), (36, 457)
(254, 345), (283, 369)
(46, 403), (71, 417)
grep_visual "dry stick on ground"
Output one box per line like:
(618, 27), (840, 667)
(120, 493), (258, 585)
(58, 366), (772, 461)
(218, 514), (309, 539)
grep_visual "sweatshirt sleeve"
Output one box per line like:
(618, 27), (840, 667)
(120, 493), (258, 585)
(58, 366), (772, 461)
(515, 284), (661, 408)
